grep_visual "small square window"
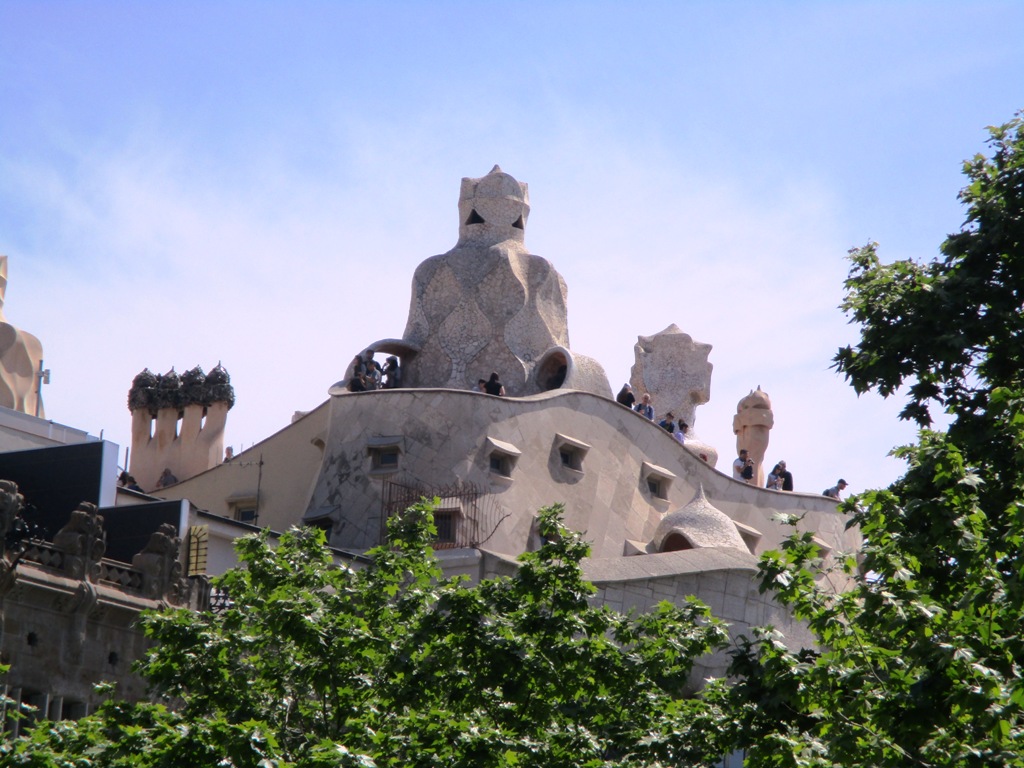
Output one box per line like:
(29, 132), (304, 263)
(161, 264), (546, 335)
(641, 461), (675, 501)
(368, 442), (402, 474)
(235, 506), (257, 523)
(227, 496), (259, 524)
(486, 437), (520, 480)
(554, 433), (590, 474)
(434, 509), (458, 543)
(375, 449), (399, 468)
(490, 454), (511, 476)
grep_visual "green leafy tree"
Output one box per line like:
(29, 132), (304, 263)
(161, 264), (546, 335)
(725, 114), (1024, 767)
(2, 502), (732, 767)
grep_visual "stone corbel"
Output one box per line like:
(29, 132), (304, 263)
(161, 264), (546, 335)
(52, 502), (106, 582)
(132, 523), (185, 603)
(60, 579), (99, 664)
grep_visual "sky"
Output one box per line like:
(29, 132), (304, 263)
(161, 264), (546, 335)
(1, 2), (1022, 497)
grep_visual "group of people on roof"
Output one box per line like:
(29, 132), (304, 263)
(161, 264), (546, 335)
(615, 383), (690, 444)
(348, 349), (401, 392)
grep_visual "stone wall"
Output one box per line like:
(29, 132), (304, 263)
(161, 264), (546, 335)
(304, 388), (858, 564)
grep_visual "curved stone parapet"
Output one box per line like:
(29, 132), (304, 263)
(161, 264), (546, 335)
(306, 387), (858, 565)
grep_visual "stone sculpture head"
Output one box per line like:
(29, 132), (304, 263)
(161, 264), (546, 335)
(456, 165), (530, 247)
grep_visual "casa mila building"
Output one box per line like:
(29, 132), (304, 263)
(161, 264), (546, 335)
(159, 166), (859, 688)
(0, 167), (857, 726)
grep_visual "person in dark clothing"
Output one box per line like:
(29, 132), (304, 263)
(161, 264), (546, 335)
(118, 471), (144, 492)
(659, 411), (676, 433)
(349, 355), (367, 392)
(382, 356), (402, 389)
(616, 383), (636, 409)
(778, 460), (794, 491)
(484, 372), (505, 396)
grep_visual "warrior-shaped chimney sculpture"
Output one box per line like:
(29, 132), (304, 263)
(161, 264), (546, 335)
(357, 166), (611, 397)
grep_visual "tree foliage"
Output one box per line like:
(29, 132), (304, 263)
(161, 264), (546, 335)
(726, 114), (1024, 767)
(2, 503), (732, 767)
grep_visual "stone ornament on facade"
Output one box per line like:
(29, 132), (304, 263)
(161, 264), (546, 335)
(0, 479), (25, 594)
(0, 478), (23, 552)
(132, 522), (185, 602)
(53, 502), (107, 581)
(354, 166), (610, 398)
(733, 386), (774, 487)
(61, 579), (101, 664)
(128, 364), (235, 491)
(0, 256), (45, 417)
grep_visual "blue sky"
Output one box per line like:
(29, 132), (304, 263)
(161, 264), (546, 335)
(2, 2), (1022, 495)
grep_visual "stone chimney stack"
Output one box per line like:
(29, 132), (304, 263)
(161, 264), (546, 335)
(733, 386), (774, 487)
(127, 364), (234, 492)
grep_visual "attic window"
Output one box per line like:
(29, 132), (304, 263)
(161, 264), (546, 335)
(367, 436), (403, 475)
(811, 536), (835, 581)
(811, 536), (833, 559)
(465, 209), (485, 225)
(641, 461), (676, 501)
(430, 496), (466, 548)
(227, 494), (259, 524)
(733, 521), (763, 555)
(486, 437), (521, 479)
(555, 433), (591, 473)
(434, 508), (459, 543)
(372, 449), (400, 470)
